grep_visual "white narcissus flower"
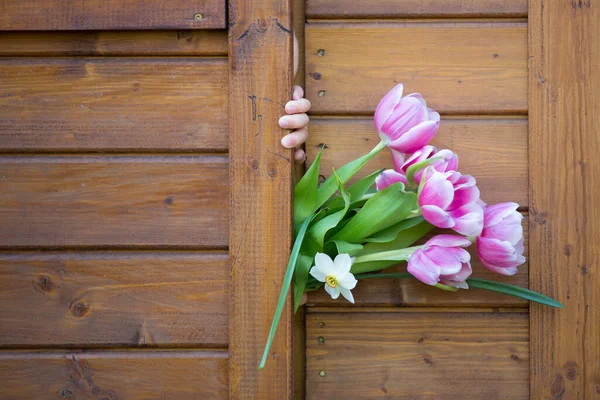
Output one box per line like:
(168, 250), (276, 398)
(309, 253), (357, 303)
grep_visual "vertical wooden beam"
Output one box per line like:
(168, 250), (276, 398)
(529, 1), (599, 398)
(229, 0), (294, 398)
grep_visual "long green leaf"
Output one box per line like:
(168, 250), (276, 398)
(259, 214), (313, 370)
(331, 183), (418, 243)
(350, 273), (563, 308)
(325, 240), (364, 256)
(363, 216), (425, 243)
(467, 278), (563, 308)
(315, 140), (387, 210)
(327, 168), (384, 209)
(293, 255), (314, 312)
(294, 151), (323, 225)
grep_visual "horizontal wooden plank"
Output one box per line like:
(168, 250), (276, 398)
(307, 0), (527, 18)
(306, 22), (527, 114)
(0, 350), (228, 399)
(0, 156), (229, 248)
(0, 31), (228, 56)
(306, 311), (529, 399)
(0, 0), (226, 30)
(0, 252), (228, 347)
(307, 117), (528, 205)
(0, 58), (228, 152)
(308, 216), (528, 307)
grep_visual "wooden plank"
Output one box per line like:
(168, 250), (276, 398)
(0, 252), (228, 347)
(306, 0), (527, 18)
(0, 58), (228, 152)
(0, 156), (228, 248)
(529, 1), (600, 398)
(0, 350), (228, 399)
(308, 216), (528, 307)
(307, 117), (528, 206)
(306, 22), (527, 114)
(306, 312), (529, 399)
(0, 31), (228, 56)
(228, 0), (294, 397)
(0, 0), (226, 30)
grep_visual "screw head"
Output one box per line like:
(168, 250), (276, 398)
(318, 336), (325, 344)
(319, 370), (326, 377)
(194, 13), (203, 21)
(317, 49), (325, 56)
(318, 90), (326, 97)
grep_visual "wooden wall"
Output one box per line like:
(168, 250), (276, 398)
(0, 25), (230, 399)
(302, 1), (530, 398)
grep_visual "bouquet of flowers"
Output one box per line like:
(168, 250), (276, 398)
(259, 84), (561, 369)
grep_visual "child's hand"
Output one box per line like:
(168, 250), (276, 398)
(279, 85), (311, 164)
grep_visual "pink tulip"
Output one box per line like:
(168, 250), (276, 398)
(375, 169), (407, 191)
(407, 234), (472, 289)
(476, 202), (525, 275)
(392, 145), (458, 183)
(374, 84), (440, 154)
(418, 168), (484, 236)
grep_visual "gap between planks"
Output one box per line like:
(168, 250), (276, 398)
(306, 19), (528, 27)
(0, 349), (229, 359)
(306, 307), (528, 313)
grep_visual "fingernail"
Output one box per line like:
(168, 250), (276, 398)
(279, 117), (288, 128)
(281, 137), (291, 148)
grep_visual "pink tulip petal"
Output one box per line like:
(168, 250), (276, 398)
(448, 185), (481, 211)
(440, 261), (472, 288)
(483, 215), (523, 244)
(382, 97), (429, 138)
(406, 93), (427, 107)
(407, 250), (440, 286)
(389, 120), (439, 153)
(484, 202), (520, 227)
(477, 237), (523, 268)
(425, 247), (465, 274)
(421, 205), (455, 228)
(376, 169), (407, 191)
(452, 211), (484, 236)
(419, 170), (454, 209)
(391, 149), (407, 172)
(374, 83), (404, 133)
(480, 259), (519, 276)
(425, 234), (472, 248)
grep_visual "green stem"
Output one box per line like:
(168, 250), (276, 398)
(353, 246), (420, 264)
(259, 215), (313, 370)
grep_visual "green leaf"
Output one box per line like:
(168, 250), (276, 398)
(294, 150), (322, 225)
(315, 140), (387, 210)
(259, 214), (313, 370)
(325, 240), (364, 257)
(331, 183), (418, 244)
(293, 255), (314, 312)
(467, 278), (563, 308)
(327, 168), (384, 209)
(350, 221), (433, 274)
(363, 216), (425, 243)
(405, 156), (443, 186)
(302, 169), (351, 256)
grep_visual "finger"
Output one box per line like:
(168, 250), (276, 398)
(292, 85), (304, 101)
(281, 127), (308, 148)
(300, 292), (308, 306)
(294, 148), (306, 164)
(285, 98), (311, 115)
(279, 113), (309, 130)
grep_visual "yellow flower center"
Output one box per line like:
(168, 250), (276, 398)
(325, 276), (338, 288)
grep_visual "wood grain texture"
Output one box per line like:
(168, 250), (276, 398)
(0, 156), (228, 248)
(0, 31), (228, 56)
(308, 216), (528, 307)
(529, 1), (600, 398)
(228, 0), (294, 398)
(0, 58), (228, 152)
(307, 117), (528, 206)
(0, 350), (228, 399)
(0, 252), (228, 347)
(306, 0), (527, 18)
(306, 22), (527, 114)
(0, 0), (226, 30)
(306, 312), (529, 399)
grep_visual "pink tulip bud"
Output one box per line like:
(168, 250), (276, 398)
(374, 84), (440, 154)
(476, 202), (525, 275)
(393, 145), (459, 183)
(375, 169), (408, 191)
(407, 234), (472, 289)
(418, 169), (484, 236)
